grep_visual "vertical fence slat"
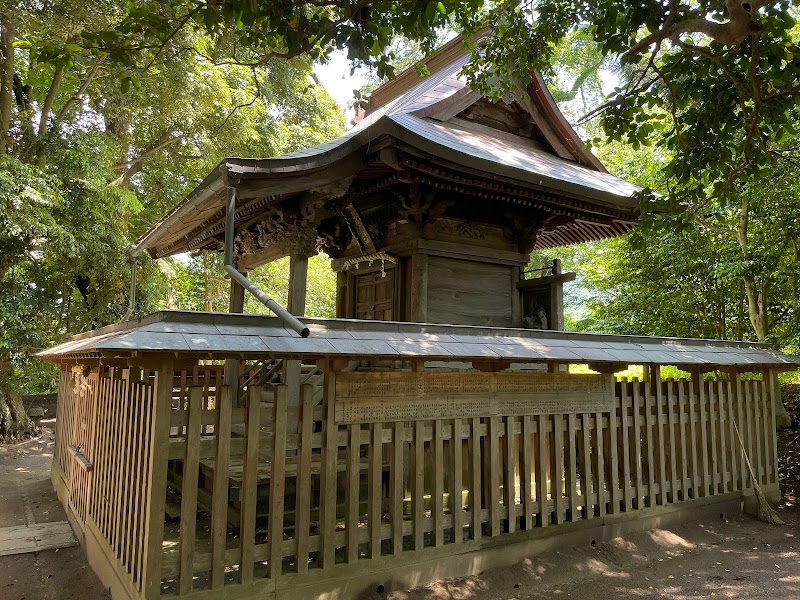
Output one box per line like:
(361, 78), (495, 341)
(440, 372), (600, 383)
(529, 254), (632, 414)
(137, 378), (153, 579)
(178, 387), (203, 594)
(708, 381), (720, 494)
(553, 414), (566, 524)
(489, 417), (502, 535)
(667, 380), (678, 502)
(643, 381), (656, 507)
(580, 412), (593, 519)
(631, 383), (644, 509)
(654, 368), (668, 506)
(413, 420), (425, 551)
(567, 413), (580, 521)
(759, 377), (770, 485)
(434, 419), (445, 545)
(504, 417), (516, 533)
(766, 370), (780, 485)
(754, 380), (765, 484)
(716, 381), (729, 494)
(470, 418), (483, 539)
(209, 384), (233, 589)
(268, 385), (288, 578)
(726, 379), (739, 491)
(452, 418), (464, 543)
(368, 422), (383, 559)
(347, 424), (361, 562)
(594, 412), (606, 518)
(521, 416), (534, 529)
(321, 367), (338, 567)
(688, 376), (701, 498)
(239, 385), (262, 584)
(391, 421), (404, 554)
(537, 414), (549, 526)
(758, 378), (768, 484)
(142, 361), (173, 600)
(677, 381), (689, 501)
(620, 381), (632, 511)
(744, 379), (756, 488)
(296, 384), (314, 573)
(608, 399), (620, 514)
(698, 375), (712, 497)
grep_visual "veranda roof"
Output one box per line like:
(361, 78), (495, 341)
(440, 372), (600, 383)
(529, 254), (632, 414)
(38, 311), (798, 369)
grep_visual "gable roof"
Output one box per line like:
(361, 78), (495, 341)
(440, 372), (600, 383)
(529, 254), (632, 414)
(134, 33), (640, 260)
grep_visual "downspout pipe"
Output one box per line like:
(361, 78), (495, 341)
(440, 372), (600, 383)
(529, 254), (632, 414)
(223, 182), (310, 338)
(121, 251), (137, 322)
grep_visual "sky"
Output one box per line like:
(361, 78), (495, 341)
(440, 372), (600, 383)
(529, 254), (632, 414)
(313, 51), (369, 124)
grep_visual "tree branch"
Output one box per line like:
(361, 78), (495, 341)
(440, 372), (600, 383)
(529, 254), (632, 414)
(37, 63), (64, 137)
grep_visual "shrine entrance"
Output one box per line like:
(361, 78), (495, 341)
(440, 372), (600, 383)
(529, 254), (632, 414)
(351, 265), (396, 321)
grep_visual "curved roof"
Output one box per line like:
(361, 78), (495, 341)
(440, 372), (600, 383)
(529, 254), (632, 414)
(135, 34), (640, 259)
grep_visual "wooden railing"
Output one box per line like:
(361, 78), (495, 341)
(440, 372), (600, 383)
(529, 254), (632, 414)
(53, 360), (780, 600)
(158, 364), (779, 598)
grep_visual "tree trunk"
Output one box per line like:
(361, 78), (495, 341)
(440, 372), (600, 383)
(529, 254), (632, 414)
(0, 354), (34, 437)
(735, 196), (769, 342)
(0, 389), (34, 437)
(0, 17), (15, 154)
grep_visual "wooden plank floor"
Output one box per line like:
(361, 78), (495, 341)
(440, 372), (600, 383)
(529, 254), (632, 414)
(0, 521), (77, 556)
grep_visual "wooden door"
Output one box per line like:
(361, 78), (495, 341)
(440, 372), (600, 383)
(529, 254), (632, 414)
(353, 267), (395, 320)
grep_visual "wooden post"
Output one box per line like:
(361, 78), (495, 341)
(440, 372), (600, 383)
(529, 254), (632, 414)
(510, 266), (522, 328)
(142, 358), (173, 600)
(653, 365), (667, 505)
(288, 253), (309, 317)
(239, 385), (261, 584)
(336, 270), (348, 318)
(410, 253), (428, 323)
(286, 253), (308, 432)
(226, 267), (245, 407)
(228, 272), (246, 313)
(210, 385), (233, 589)
(178, 387), (202, 594)
(765, 369), (780, 485)
(549, 259), (565, 331)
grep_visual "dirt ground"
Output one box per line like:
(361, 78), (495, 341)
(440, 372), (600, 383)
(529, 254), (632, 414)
(0, 421), (109, 600)
(1, 422), (798, 600)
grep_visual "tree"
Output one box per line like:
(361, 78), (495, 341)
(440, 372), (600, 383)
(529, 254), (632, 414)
(0, 1), (344, 434)
(67, 1), (800, 205)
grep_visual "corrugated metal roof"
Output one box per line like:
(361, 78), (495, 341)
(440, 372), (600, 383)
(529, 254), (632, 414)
(38, 311), (799, 369)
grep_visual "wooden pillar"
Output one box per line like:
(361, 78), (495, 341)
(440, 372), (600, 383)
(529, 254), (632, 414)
(288, 253), (309, 316)
(410, 253), (428, 323)
(142, 357), (174, 600)
(228, 273), (246, 313)
(227, 267), (246, 405)
(286, 253), (309, 432)
(549, 259), (565, 331)
(336, 270), (348, 318)
(511, 266), (522, 328)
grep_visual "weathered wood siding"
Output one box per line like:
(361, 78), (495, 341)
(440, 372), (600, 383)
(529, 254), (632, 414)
(426, 256), (512, 326)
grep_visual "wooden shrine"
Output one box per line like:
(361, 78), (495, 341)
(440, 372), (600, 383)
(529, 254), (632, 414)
(41, 32), (799, 600)
(41, 313), (798, 600)
(133, 33), (640, 327)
